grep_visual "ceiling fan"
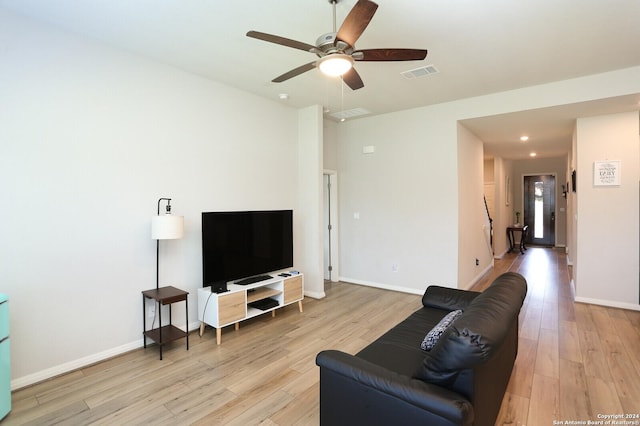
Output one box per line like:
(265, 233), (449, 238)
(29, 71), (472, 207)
(246, 0), (428, 90)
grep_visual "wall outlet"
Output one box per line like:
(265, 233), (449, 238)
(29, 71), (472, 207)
(147, 305), (156, 317)
(475, 258), (480, 266)
(392, 263), (399, 272)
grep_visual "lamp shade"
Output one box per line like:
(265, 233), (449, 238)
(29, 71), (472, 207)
(151, 214), (184, 240)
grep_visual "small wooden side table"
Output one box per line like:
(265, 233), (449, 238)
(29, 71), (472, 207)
(507, 225), (529, 255)
(142, 286), (189, 360)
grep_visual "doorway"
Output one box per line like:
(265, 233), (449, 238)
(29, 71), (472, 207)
(523, 175), (555, 246)
(323, 171), (339, 281)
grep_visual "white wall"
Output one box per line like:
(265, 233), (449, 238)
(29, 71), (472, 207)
(492, 157), (513, 257)
(0, 11), (303, 386)
(337, 108), (459, 293)
(483, 158), (498, 255)
(323, 120), (339, 171)
(335, 67), (640, 294)
(567, 127), (578, 267)
(458, 124), (493, 288)
(575, 112), (639, 309)
(297, 105), (325, 299)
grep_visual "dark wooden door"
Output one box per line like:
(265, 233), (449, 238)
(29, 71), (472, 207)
(523, 175), (555, 246)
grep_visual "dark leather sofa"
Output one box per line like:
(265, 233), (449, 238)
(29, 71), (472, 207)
(316, 272), (527, 426)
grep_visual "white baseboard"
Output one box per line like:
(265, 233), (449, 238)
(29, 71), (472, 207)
(304, 290), (326, 299)
(11, 321), (201, 391)
(463, 263), (494, 290)
(575, 297), (640, 312)
(338, 276), (424, 295)
(11, 339), (142, 390)
(566, 251), (574, 266)
(13, 289), (329, 390)
(494, 249), (507, 259)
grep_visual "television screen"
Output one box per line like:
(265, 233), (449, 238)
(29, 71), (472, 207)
(202, 210), (293, 287)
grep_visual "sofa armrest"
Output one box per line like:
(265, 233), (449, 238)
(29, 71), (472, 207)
(316, 350), (474, 426)
(422, 286), (480, 311)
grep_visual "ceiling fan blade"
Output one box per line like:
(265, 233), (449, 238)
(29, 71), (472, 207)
(272, 62), (317, 83)
(335, 0), (378, 48)
(247, 30), (319, 53)
(353, 48), (428, 61)
(342, 67), (364, 90)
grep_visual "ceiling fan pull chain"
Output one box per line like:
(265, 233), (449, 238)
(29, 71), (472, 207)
(341, 73), (345, 121)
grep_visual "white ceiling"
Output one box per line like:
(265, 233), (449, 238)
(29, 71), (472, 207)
(2, 0), (640, 159)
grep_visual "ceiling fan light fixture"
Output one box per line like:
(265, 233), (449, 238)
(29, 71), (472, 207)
(247, 0), (425, 90)
(318, 54), (354, 77)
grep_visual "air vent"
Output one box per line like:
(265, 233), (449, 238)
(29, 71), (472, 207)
(329, 107), (371, 120)
(401, 65), (439, 80)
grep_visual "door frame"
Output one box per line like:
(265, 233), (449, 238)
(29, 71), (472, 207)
(323, 170), (340, 282)
(521, 172), (557, 247)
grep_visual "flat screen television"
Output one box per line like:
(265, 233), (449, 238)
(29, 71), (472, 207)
(202, 210), (293, 287)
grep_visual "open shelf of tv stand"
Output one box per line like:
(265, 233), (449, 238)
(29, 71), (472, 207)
(197, 273), (303, 345)
(246, 287), (281, 303)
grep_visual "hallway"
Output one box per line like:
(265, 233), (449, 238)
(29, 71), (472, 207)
(473, 247), (640, 425)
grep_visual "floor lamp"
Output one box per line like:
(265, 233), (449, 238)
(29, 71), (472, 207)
(151, 198), (184, 290)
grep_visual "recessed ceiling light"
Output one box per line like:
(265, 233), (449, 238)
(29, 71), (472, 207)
(278, 93), (289, 100)
(530, 152), (537, 157)
(520, 136), (529, 142)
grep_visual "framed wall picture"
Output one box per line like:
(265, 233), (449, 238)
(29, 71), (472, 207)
(593, 160), (621, 186)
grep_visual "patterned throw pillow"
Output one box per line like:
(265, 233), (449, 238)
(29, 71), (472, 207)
(420, 309), (463, 351)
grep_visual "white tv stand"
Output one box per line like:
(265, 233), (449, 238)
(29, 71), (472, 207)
(197, 273), (303, 345)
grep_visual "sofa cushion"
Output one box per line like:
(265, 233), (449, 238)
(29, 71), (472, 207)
(357, 306), (448, 377)
(421, 309), (463, 351)
(422, 286), (480, 311)
(414, 272), (527, 386)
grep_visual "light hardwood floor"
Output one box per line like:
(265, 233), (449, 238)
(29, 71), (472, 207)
(475, 247), (640, 425)
(5, 247), (640, 425)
